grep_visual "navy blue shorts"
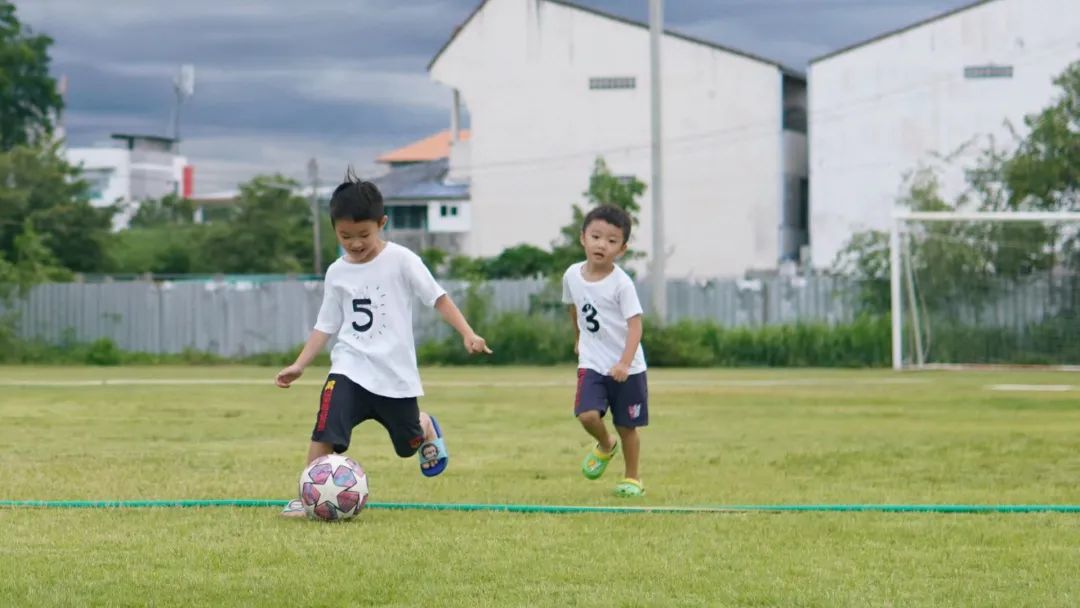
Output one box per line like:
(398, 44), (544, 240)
(311, 374), (424, 457)
(574, 369), (649, 428)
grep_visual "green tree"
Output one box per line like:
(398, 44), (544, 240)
(419, 247), (447, 276)
(835, 60), (1080, 314)
(106, 224), (211, 275)
(446, 255), (485, 280)
(831, 229), (890, 315)
(481, 244), (553, 279)
(0, 218), (69, 299)
(201, 175), (312, 273)
(0, 218), (70, 352)
(999, 62), (1080, 213)
(441, 158), (648, 281)
(0, 143), (111, 274)
(129, 193), (195, 228)
(108, 193), (205, 274)
(550, 157), (646, 273)
(0, 1), (63, 149)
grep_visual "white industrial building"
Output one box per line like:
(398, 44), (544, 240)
(808, 0), (1080, 267)
(66, 134), (191, 230)
(429, 0), (808, 278)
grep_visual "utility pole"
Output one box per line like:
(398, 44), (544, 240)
(308, 157), (322, 275)
(649, 0), (667, 322)
(170, 65), (195, 150)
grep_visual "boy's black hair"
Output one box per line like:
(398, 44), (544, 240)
(581, 204), (632, 244)
(329, 167), (384, 224)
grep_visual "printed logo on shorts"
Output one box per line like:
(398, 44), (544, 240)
(628, 403), (642, 420)
(409, 435), (424, 449)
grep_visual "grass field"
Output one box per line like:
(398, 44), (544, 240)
(1, 365), (1078, 607)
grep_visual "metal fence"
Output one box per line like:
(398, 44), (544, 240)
(7, 275), (859, 356)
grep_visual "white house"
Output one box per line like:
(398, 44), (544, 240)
(429, 0), (807, 278)
(186, 132), (471, 255)
(66, 134), (191, 230)
(372, 131), (472, 254)
(808, 0), (1080, 268)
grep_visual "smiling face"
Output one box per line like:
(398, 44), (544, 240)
(334, 217), (387, 263)
(421, 444), (439, 461)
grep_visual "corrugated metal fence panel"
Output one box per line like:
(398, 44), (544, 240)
(7, 275), (867, 355)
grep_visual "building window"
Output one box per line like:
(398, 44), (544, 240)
(589, 77), (636, 90)
(387, 205), (427, 230)
(964, 65), (1013, 79)
(439, 205), (459, 217)
(84, 169), (113, 200)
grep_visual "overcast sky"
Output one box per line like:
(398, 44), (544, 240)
(19, 0), (974, 194)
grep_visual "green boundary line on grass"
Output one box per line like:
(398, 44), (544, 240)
(1, 500), (1078, 514)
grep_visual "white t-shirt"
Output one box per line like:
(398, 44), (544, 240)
(314, 242), (446, 398)
(562, 262), (647, 375)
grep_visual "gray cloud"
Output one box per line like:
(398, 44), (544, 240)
(20, 0), (974, 193)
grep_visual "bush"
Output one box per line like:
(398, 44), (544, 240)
(416, 312), (891, 368)
(640, 316), (890, 368)
(418, 311), (575, 366)
(84, 338), (123, 366)
(10, 311), (1073, 368)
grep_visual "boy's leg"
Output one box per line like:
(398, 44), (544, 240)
(367, 390), (448, 474)
(615, 425), (640, 481)
(577, 411), (615, 452)
(576, 369), (618, 480)
(281, 441), (337, 518)
(282, 375), (366, 518)
(575, 369), (616, 450)
(306, 441), (335, 465)
(419, 411), (437, 442)
(610, 372), (648, 496)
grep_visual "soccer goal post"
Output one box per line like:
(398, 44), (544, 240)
(890, 210), (1080, 370)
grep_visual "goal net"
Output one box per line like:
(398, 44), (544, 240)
(891, 211), (1080, 369)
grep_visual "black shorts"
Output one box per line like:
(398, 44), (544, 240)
(574, 369), (649, 428)
(311, 374), (425, 458)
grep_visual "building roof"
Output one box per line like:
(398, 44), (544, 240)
(371, 158), (469, 201)
(810, 0), (998, 64)
(376, 130), (471, 164)
(428, 0), (803, 79)
(190, 161), (469, 206)
(111, 133), (177, 144)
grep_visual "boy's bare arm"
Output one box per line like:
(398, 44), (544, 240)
(568, 305), (580, 354)
(275, 330), (331, 387)
(609, 314), (643, 382)
(434, 294), (493, 354)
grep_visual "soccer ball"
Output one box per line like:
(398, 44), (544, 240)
(298, 454), (369, 521)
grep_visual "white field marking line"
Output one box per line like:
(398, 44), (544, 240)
(0, 377), (930, 388)
(988, 384), (1076, 392)
(919, 364), (1080, 372)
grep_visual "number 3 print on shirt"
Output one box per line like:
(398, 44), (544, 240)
(582, 303), (600, 333)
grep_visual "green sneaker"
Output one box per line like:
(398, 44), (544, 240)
(614, 478), (645, 497)
(581, 441), (618, 480)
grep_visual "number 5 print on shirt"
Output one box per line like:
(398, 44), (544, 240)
(352, 298), (374, 332)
